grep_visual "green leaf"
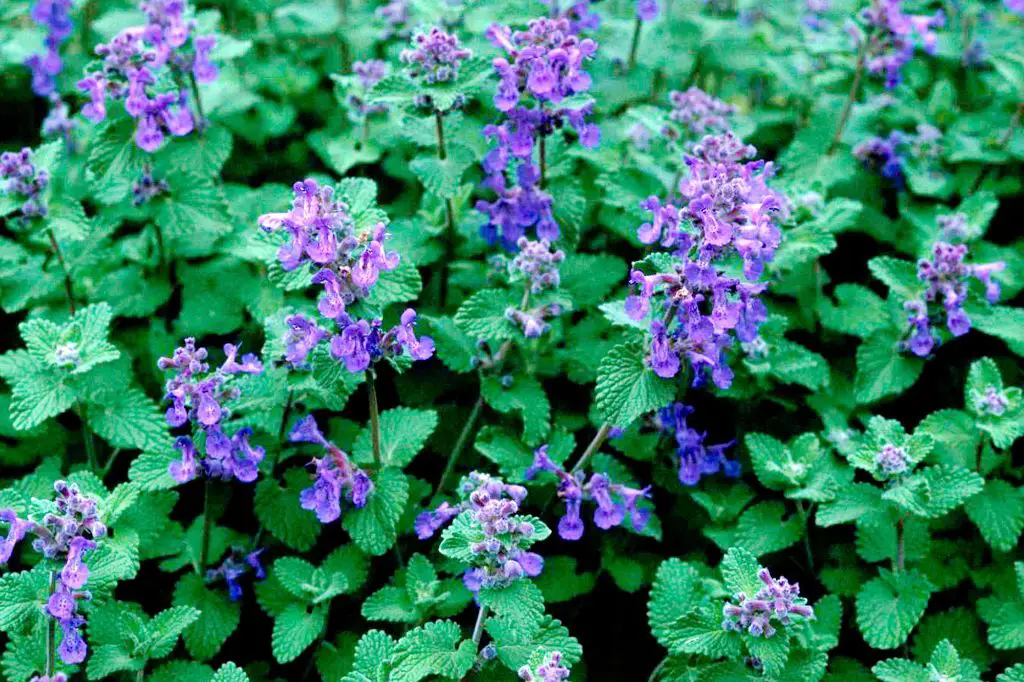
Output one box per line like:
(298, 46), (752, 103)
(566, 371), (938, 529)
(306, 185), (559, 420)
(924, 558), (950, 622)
(561, 254), (627, 308)
(596, 339), (676, 428)
(409, 145), (474, 199)
(746, 633), (790, 677)
(353, 407), (438, 467)
(424, 315), (477, 373)
(872, 658), (930, 682)
(855, 569), (934, 649)
(478, 580), (545, 634)
(868, 257), (921, 300)
(273, 556), (319, 599)
(254, 468), (322, 552)
(720, 546), (763, 598)
(855, 331), (924, 404)
(453, 288), (520, 341)
(272, 603), (327, 663)
(998, 664), (1024, 682)
(648, 559), (704, 651)
(0, 566), (49, 632)
(731, 502), (803, 556)
(343, 468), (409, 555)
(362, 585), (418, 623)
(390, 620), (476, 682)
(346, 630), (396, 682)
(486, 615), (582, 671)
(534, 556), (596, 604)
(210, 662), (250, 682)
(817, 284), (889, 339)
(144, 605), (202, 659)
(481, 375), (551, 446)
(173, 573), (241, 661)
(965, 479), (1024, 552)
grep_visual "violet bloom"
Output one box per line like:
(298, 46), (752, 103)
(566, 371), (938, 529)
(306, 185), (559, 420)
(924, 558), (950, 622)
(291, 415), (374, 523)
(284, 314), (329, 366)
(506, 305), (562, 339)
(519, 651), (571, 682)
(0, 147), (50, 223)
(636, 0), (660, 21)
(131, 167), (171, 206)
(25, 0), (73, 97)
(508, 237), (566, 293)
(902, 241), (1004, 357)
(400, 27), (472, 85)
(722, 568), (814, 637)
(875, 443), (909, 476)
(525, 445), (652, 540)
(1007, 0), (1024, 17)
(328, 308), (434, 374)
(414, 502), (461, 539)
(668, 87), (734, 137)
(656, 404), (740, 486)
(206, 547), (268, 601)
(848, 0), (944, 89)
(0, 510), (33, 565)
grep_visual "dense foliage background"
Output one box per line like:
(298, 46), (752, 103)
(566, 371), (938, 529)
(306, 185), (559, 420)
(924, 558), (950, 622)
(1, 0), (1023, 681)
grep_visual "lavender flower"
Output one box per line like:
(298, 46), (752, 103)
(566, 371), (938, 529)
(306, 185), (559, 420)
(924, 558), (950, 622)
(901, 242), (1005, 357)
(627, 133), (785, 387)
(505, 304), (563, 339)
(545, 0), (602, 34)
(400, 27), (472, 85)
(160, 338), (266, 484)
(291, 415), (374, 523)
(938, 212), (969, 241)
(284, 314), (330, 366)
(206, 547), (267, 601)
(1007, 0), (1024, 17)
(803, 0), (830, 30)
(524, 445), (652, 540)
(76, 0), (216, 151)
(847, 0), (944, 89)
(668, 87), (734, 137)
(25, 0), (73, 97)
(508, 237), (566, 293)
(636, 0), (660, 21)
(656, 404), (740, 485)
(0, 147), (50, 223)
(519, 651), (571, 681)
(0, 510), (33, 565)
(30, 675), (68, 682)
(722, 567), (814, 637)
(376, 0), (410, 39)
(327, 308), (435, 373)
(853, 131), (905, 186)
(345, 60), (389, 123)
(41, 94), (76, 142)
(875, 443), (909, 476)
(131, 167), (170, 206)
(976, 386), (1010, 416)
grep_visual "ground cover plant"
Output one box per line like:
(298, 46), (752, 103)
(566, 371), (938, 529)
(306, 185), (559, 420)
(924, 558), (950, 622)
(0, 0), (1023, 680)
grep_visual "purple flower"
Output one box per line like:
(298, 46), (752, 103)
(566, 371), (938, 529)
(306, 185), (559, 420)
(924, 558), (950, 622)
(400, 27), (472, 85)
(656, 404), (740, 486)
(722, 567), (814, 637)
(25, 0), (73, 97)
(415, 502), (461, 539)
(509, 237), (566, 293)
(285, 314), (329, 366)
(519, 651), (571, 682)
(57, 616), (88, 664)
(0, 147), (50, 223)
(875, 443), (909, 476)
(636, 0), (660, 21)
(295, 416), (374, 524)
(1007, 0), (1024, 17)
(376, 0), (410, 39)
(851, 0), (944, 89)
(131, 167), (171, 206)
(0, 510), (33, 564)
(206, 547), (267, 600)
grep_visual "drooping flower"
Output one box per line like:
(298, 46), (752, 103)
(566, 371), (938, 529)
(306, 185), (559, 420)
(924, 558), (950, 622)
(524, 445), (652, 540)
(655, 404), (740, 486)
(291, 415), (374, 523)
(722, 567), (814, 637)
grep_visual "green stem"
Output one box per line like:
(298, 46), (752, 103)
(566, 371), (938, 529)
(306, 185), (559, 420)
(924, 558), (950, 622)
(828, 37), (868, 155)
(435, 109), (455, 307)
(188, 71), (206, 132)
(199, 476), (213, 572)
(471, 604), (488, 647)
(433, 395), (484, 498)
(367, 370), (382, 469)
(45, 571), (57, 677)
(47, 228), (75, 315)
(796, 501), (815, 572)
(100, 448), (122, 481)
(627, 17), (643, 72)
(136, 667), (145, 682)
(895, 516), (905, 573)
(252, 393), (293, 549)
(75, 404), (98, 471)
(648, 656), (667, 682)
(570, 422), (612, 474)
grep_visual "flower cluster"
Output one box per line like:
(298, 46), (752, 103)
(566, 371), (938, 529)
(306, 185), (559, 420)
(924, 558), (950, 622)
(902, 242), (1005, 357)
(847, 0), (945, 89)
(400, 28), (472, 85)
(42, 94), (76, 141)
(518, 651), (571, 681)
(508, 237), (566, 293)
(655, 404), (740, 485)
(26, 0), (73, 97)
(803, 0), (830, 31)
(476, 17), (600, 245)
(206, 547), (267, 601)
(76, 0), (217, 151)
(875, 443), (909, 476)
(30, 675), (68, 682)
(524, 445), (651, 540)
(546, 0), (601, 34)
(131, 167), (171, 206)
(283, 314), (330, 367)
(628, 133), (785, 387)
(668, 87), (734, 137)
(0, 482), (107, 665)
(636, 0), (660, 21)
(160, 338), (266, 484)
(0, 147), (50, 223)
(938, 212), (968, 241)
(852, 131), (906, 186)
(416, 472), (542, 592)
(345, 60), (389, 123)
(505, 303), (564, 339)
(290, 415), (374, 523)
(375, 0), (410, 39)
(722, 567), (814, 638)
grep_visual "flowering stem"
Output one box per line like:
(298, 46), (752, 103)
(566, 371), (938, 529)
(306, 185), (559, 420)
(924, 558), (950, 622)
(975, 435), (985, 473)
(894, 516), (905, 572)
(367, 370), (383, 469)
(44, 570), (56, 677)
(433, 395), (484, 498)
(828, 37), (869, 155)
(570, 422), (612, 474)
(188, 71), (206, 132)
(75, 404), (98, 471)
(47, 228), (76, 315)
(199, 476), (213, 573)
(434, 109), (455, 305)
(539, 133), (547, 188)
(627, 17), (643, 72)
(648, 656), (667, 682)
(470, 604), (489, 647)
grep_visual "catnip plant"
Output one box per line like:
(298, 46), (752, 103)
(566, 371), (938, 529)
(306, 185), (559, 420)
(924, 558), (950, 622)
(0, 0), (1023, 681)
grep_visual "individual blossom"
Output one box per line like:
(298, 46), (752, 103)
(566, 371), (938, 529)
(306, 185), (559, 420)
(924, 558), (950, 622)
(636, 0), (660, 21)
(206, 547), (267, 601)
(627, 133), (784, 387)
(853, 131), (905, 187)
(1006, 0), (1024, 17)
(291, 415), (374, 523)
(847, 0), (945, 89)
(875, 443), (909, 476)
(545, 0), (602, 34)
(0, 510), (34, 565)
(25, 0), (73, 97)
(803, 0), (830, 30)
(655, 404), (740, 486)
(505, 303), (564, 339)
(284, 314), (330, 367)
(901, 242), (1005, 357)
(159, 339), (266, 484)
(328, 308), (435, 373)
(41, 94), (77, 142)
(524, 445), (652, 541)
(0, 147), (50, 223)
(400, 27), (472, 85)
(668, 87), (734, 137)
(722, 567), (814, 638)
(519, 651), (571, 681)
(131, 167), (170, 206)
(76, 0), (217, 151)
